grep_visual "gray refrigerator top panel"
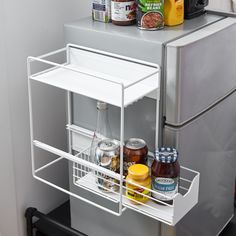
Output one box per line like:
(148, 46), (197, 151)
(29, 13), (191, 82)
(165, 17), (236, 126)
(64, 14), (222, 64)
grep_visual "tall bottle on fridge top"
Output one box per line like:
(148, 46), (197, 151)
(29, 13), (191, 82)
(90, 101), (112, 164)
(164, 0), (184, 26)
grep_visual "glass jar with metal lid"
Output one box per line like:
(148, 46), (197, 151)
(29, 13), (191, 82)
(95, 139), (120, 192)
(123, 138), (148, 177)
(151, 147), (180, 204)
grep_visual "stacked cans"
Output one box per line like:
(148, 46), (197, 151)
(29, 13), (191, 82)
(95, 138), (149, 192)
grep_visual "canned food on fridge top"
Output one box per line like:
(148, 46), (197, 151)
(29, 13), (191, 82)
(111, 0), (136, 26)
(137, 0), (164, 30)
(92, 0), (111, 23)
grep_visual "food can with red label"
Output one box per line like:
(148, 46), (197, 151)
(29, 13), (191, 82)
(124, 138), (148, 177)
(136, 0), (164, 30)
(111, 0), (136, 26)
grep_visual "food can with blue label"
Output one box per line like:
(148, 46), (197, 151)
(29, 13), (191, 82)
(151, 147), (180, 204)
(136, 0), (164, 30)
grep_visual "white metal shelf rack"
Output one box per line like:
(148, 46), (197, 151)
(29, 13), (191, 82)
(27, 43), (200, 226)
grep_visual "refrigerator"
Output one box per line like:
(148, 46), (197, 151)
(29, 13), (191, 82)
(62, 14), (236, 236)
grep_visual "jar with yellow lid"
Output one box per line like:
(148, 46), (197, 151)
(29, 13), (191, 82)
(125, 164), (151, 204)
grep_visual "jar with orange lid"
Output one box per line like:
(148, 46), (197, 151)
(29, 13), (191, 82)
(125, 164), (151, 204)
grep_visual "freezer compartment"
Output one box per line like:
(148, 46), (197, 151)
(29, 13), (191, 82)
(165, 17), (236, 125)
(164, 90), (236, 236)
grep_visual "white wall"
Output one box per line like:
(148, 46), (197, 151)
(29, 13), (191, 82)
(0, 1), (91, 236)
(0, 2), (19, 236)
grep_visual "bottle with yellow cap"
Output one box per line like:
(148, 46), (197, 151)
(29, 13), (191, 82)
(164, 0), (184, 26)
(126, 164), (151, 204)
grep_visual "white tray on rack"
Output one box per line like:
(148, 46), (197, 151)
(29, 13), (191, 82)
(75, 170), (199, 226)
(73, 156), (199, 226)
(29, 44), (160, 107)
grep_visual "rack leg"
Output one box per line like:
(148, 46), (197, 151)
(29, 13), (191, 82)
(25, 206), (87, 236)
(25, 207), (37, 236)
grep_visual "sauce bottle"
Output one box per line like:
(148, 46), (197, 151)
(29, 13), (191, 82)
(164, 0), (184, 26)
(151, 147), (180, 205)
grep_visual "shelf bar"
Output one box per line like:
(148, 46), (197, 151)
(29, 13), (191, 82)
(33, 174), (122, 217)
(33, 140), (121, 180)
(66, 45), (73, 156)
(30, 63), (68, 79)
(35, 156), (64, 174)
(180, 165), (200, 175)
(27, 58), (36, 179)
(67, 43), (159, 69)
(74, 177), (120, 204)
(124, 70), (159, 89)
(37, 47), (66, 59)
(180, 177), (192, 183)
(119, 84), (125, 215)
(123, 202), (173, 225)
(29, 56), (123, 86)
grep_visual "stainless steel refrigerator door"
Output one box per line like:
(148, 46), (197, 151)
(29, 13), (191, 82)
(164, 90), (236, 236)
(165, 17), (236, 126)
(165, 17), (236, 236)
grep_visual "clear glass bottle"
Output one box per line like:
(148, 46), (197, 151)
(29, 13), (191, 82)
(89, 101), (112, 164)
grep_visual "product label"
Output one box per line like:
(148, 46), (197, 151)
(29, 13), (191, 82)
(92, 0), (111, 23)
(126, 186), (151, 202)
(152, 177), (179, 201)
(176, 1), (183, 18)
(137, 0), (164, 29)
(111, 1), (136, 21)
(123, 161), (136, 176)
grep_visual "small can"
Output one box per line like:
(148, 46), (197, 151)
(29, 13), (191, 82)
(111, 0), (136, 26)
(95, 139), (120, 192)
(124, 138), (148, 177)
(136, 0), (164, 30)
(92, 0), (111, 23)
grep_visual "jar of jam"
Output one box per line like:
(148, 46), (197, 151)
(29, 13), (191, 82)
(124, 138), (148, 177)
(111, 0), (136, 26)
(126, 164), (151, 204)
(151, 147), (180, 204)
